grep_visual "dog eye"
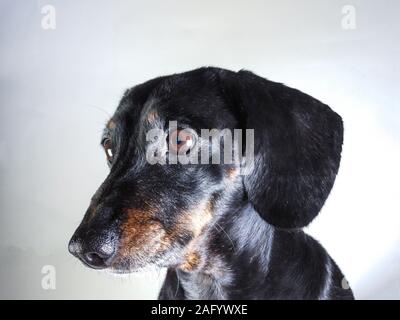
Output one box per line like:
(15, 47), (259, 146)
(169, 129), (194, 154)
(102, 138), (114, 162)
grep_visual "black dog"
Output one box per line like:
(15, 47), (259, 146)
(69, 67), (354, 299)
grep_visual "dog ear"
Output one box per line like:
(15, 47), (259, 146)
(217, 69), (343, 229)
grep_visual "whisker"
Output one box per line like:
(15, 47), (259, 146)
(214, 222), (235, 252)
(175, 270), (180, 298)
(85, 104), (112, 118)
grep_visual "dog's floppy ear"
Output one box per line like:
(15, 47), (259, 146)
(217, 69), (343, 229)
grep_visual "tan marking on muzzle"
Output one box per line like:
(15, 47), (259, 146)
(114, 200), (216, 269)
(178, 200), (215, 271)
(186, 200), (214, 237)
(114, 209), (168, 262)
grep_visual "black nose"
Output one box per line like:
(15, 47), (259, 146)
(81, 251), (112, 269)
(68, 231), (117, 269)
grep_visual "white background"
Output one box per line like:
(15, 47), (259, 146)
(0, 0), (399, 299)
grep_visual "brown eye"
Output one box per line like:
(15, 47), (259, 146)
(103, 138), (114, 162)
(169, 129), (194, 154)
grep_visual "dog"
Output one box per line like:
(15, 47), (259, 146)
(69, 67), (354, 300)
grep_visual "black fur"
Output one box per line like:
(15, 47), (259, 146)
(69, 67), (354, 300)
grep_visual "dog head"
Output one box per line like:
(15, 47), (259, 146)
(68, 67), (343, 272)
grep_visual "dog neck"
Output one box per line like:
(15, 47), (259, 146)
(176, 203), (275, 299)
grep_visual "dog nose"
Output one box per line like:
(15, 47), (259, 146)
(81, 250), (112, 269)
(68, 232), (117, 269)
(68, 235), (82, 257)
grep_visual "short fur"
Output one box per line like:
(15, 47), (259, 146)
(69, 67), (354, 300)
